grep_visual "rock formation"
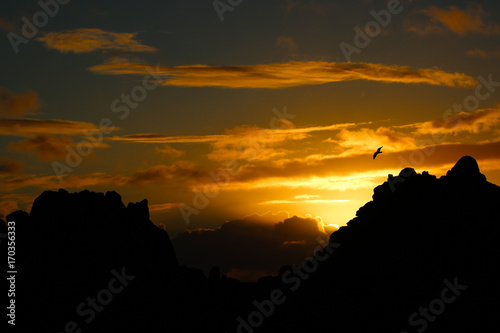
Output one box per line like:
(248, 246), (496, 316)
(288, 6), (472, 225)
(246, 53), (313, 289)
(5, 156), (499, 332)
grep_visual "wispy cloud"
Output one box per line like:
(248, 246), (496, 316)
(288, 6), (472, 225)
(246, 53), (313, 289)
(331, 107), (500, 157)
(109, 133), (226, 144)
(37, 28), (157, 54)
(467, 48), (500, 59)
(411, 107), (500, 135)
(149, 202), (183, 212)
(0, 161), (203, 192)
(0, 173), (124, 192)
(8, 134), (108, 160)
(90, 61), (477, 89)
(294, 194), (320, 200)
(218, 170), (390, 192)
(109, 122), (366, 145)
(207, 124), (297, 162)
(0, 118), (102, 136)
(109, 122), (370, 163)
(156, 144), (185, 158)
(0, 158), (24, 176)
(127, 163), (204, 186)
(0, 88), (39, 116)
(406, 3), (500, 35)
(334, 126), (418, 156)
(260, 199), (349, 205)
(187, 138), (500, 193)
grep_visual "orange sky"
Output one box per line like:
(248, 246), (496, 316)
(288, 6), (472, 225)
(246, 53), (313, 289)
(1, 0), (500, 239)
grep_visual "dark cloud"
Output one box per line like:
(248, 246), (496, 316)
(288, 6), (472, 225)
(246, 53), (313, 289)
(9, 134), (77, 160)
(0, 158), (24, 175)
(8, 134), (109, 160)
(172, 212), (329, 281)
(0, 88), (39, 116)
(127, 163), (204, 186)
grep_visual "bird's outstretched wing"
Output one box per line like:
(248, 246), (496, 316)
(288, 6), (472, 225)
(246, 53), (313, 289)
(373, 146), (383, 159)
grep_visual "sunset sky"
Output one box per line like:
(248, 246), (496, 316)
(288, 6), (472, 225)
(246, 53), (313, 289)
(1, 0), (500, 277)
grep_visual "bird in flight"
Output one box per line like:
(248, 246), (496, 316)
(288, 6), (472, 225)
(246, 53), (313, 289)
(373, 146), (383, 160)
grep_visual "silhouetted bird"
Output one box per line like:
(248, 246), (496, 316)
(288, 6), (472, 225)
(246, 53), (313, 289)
(373, 146), (383, 159)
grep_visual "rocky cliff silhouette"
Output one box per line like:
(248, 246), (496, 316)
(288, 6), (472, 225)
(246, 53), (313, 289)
(3, 156), (499, 332)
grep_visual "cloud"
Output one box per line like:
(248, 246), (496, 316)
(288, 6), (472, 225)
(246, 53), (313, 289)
(260, 199), (348, 204)
(206, 124), (298, 162)
(155, 144), (185, 158)
(187, 137), (500, 193)
(127, 163), (204, 186)
(109, 133), (227, 144)
(0, 88), (39, 116)
(0, 158), (24, 176)
(8, 134), (108, 160)
(406, 4), (500, 35)
(0, 118), (101, 136)
(109, 119), (370, 147)
(221, 169), (390, 192)
(294, 194), (320, 200)
(330, 107), (500, 157)
(0, 200), (18, 220)
(0, 193), (35, 219)
(90, 61), (477, 89)
(149, 202), (183, 212)
(37, 28), (157, 54)
(8, 135), (74, 160)
(276, 36), (298, 56)
(0, 172), (130, 193)
(0, 161), (203, 192)
(334, 126), (418, 156)
(110, 121), (370, 164)
(140, 107), (500, 194)
(413, 107), (500, 135)
(0, 18), (18, 33)
(467, 48), (500, 59)
(172, 212), (330, 280)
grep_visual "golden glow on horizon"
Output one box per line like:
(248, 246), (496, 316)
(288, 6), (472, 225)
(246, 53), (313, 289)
(2, 4), (500, 229)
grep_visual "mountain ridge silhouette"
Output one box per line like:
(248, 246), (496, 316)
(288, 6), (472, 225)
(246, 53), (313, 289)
(3, 155), (499, 332)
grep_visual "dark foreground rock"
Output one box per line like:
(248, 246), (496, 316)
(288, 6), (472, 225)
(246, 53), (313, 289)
(6, 156), (500, 332)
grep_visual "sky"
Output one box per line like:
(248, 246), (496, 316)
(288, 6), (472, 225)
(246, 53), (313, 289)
(1, 0), (500, 279)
